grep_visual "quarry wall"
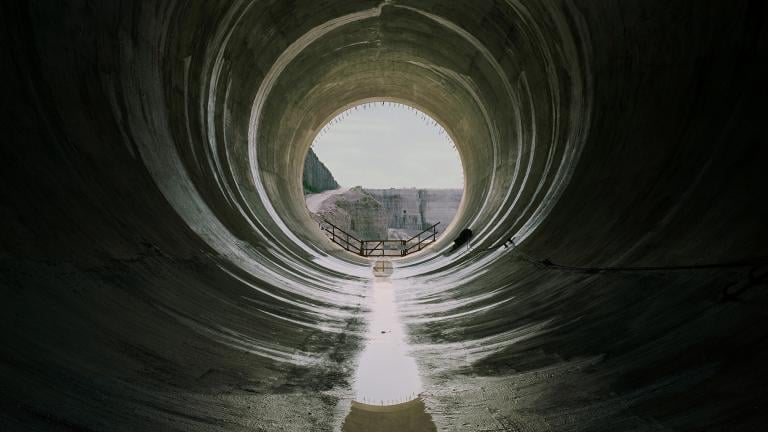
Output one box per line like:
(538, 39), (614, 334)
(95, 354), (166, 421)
(303, 149), (339, 194)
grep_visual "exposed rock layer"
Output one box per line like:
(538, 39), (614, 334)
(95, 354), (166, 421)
(364, 189), (463, 234)
(303, 149), (339, 194)
(312, 187), (389, 240)
(309, 188), (463, 242)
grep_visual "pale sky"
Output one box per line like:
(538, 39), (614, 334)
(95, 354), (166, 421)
(311, 102), (464, 189)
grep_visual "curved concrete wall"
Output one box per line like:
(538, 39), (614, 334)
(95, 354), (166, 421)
(1, 1), (767, 431)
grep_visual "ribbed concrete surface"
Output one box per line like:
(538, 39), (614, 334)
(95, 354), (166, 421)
(1, 1), (767, 431)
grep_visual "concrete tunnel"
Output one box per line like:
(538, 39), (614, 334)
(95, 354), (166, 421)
(1, 1), (767, 431)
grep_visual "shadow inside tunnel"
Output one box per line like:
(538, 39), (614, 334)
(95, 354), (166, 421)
(341, 398), (437, 432)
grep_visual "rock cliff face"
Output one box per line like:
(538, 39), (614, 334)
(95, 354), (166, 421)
(307, 187), (463, 241)
(303, 149), (339, 194)
(364, 189), (463, 235)
(311, 187), (389, 240)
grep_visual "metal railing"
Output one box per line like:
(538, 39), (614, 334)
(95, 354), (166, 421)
(403, 222), (441, 255)
(320, 220), (440, 257)
(319, 220), (364, 255)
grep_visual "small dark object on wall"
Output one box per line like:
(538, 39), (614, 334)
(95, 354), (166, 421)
(451, 228), (473, 252)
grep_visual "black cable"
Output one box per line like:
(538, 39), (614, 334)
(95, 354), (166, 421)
(476, 237), (768, 302)
(484, 238), (765, 272)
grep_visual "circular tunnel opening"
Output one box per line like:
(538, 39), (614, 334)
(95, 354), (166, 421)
(303, 101), (465, 259)
(245, 1), (591, 268)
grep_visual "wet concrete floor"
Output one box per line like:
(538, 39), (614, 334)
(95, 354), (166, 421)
(343, 267), (437, 431)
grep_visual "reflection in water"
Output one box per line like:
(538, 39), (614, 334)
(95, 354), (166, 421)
(353, 276), (422, 405)
(343, 269), (437, 431)
(342, 399), (437, 432)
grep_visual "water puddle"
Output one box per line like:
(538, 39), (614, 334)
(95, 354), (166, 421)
(353, 276), (422, 404)
(341, 263), (436, 431)
(342, 399), (436, 432)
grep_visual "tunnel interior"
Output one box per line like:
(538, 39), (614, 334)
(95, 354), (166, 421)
(2, 1), (768, 431)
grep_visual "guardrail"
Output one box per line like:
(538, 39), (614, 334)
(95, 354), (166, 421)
(320, 220), (440, 257)
(320, 221), (364, 255)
